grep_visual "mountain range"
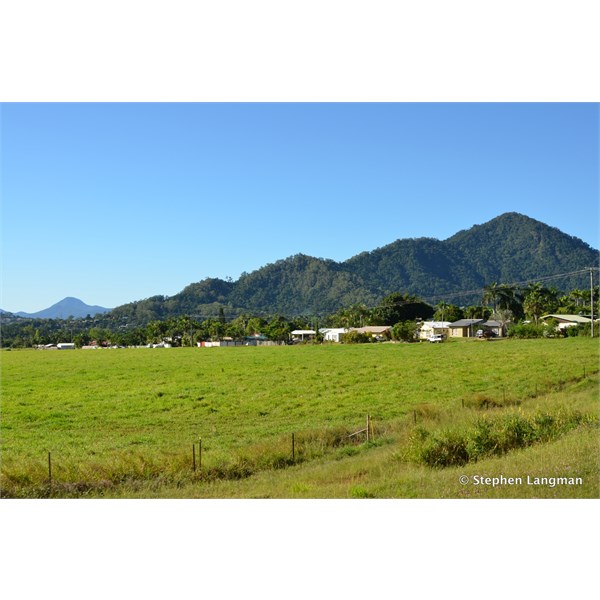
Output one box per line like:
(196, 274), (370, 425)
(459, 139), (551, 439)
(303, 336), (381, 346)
(4, 213), (597, 322)
(106, 212), (598, 323)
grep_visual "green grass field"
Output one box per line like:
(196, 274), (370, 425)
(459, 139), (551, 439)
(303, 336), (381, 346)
(1, 337), (598, 498)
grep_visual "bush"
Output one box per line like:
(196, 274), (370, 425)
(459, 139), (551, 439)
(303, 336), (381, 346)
(392, 320), (419, 342)
(565, 323), (597, 338)
(420, 430), (470, 467)
(507, 323), (546, 338)
(342, 331), (372, 344)
(416, 410), (591, 468)
(496, 414), (536, 451)
(564, 325), (582, 337)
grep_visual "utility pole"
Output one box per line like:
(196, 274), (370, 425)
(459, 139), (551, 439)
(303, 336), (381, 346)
(591, 268), (595, 338)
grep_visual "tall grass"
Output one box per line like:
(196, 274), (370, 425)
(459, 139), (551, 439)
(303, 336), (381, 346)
(417, 409), (591, 468)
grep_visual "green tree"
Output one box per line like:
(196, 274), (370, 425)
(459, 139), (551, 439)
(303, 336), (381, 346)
(73, 332), (91, 348)
(330, 304), (372, 328)
(226, 316), (247, 340)
(391, 320), (419, 342)
(146, 321), (168, 344)
(482, 283), (518, 313)
(464, 305), (491, 319)
(264, 315), (292, 341)
(246, 317), (267, 336)
(523, 284), (558, 324)
(204, 318), (225, 341)
(433, 302), (463, 323)
(372, 293), (433, 325)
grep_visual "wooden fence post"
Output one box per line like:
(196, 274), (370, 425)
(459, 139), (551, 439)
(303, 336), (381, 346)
(48, 452), (52, 488)
(292, 432), (295, 462)
(199, 439), (202, 470)
(192, 444), (196, 471)
(413, 410), (417, 425)
(366, 415), (370, 443)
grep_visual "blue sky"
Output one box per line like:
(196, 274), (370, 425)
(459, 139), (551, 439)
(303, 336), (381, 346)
(1, 103), (598, 313)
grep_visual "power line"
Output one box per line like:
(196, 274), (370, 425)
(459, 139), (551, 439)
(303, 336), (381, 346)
(422, 267), (599, 305)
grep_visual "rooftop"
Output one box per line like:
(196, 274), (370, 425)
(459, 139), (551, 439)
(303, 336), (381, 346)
(448, 319), (485, 327)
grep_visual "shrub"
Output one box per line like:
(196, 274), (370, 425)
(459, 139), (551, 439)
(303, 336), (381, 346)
(416, 410), (592, 468)
(507, 323), (546, 338)
(497, 413), (536, 452)
(342, 331), (372, 344)
(391, 321), (419, 342)
(565, 323), (597, 338)
(470, 419), (501, 458)
(420, 430), (470, 468)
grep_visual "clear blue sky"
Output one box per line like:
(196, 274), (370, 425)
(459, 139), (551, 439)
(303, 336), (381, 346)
(1, 103), (598, 313)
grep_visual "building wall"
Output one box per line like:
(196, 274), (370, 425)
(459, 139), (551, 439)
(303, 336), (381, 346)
(450, 327), (470, 338)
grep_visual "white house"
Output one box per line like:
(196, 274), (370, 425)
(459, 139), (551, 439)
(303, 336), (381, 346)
(540, 314), (592, 330)
(418, 321), (451, 340)
(319, 328), (348, 343)
(290, 329), (316, 342)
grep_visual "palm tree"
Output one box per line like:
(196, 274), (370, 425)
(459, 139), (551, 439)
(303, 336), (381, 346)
(483, 282), (517, 312)
(569, 289), (586, 308)
(482, 282), (501, 312)
(522, 283), (558, 324)
(434, 301), (450, 322)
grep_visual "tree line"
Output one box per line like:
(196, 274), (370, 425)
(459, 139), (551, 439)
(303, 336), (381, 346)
(1, 283), (597, 349)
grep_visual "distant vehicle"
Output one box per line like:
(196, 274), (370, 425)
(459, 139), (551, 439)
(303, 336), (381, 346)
(428, 334), (444, 343)
(476, 329), (496, 339)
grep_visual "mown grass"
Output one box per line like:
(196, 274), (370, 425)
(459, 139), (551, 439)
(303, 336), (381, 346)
(1, 337), (598, 498)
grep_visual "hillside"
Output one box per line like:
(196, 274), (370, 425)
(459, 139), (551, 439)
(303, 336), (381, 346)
(108, 212), (598, 322)
(445, 212), (596, 288)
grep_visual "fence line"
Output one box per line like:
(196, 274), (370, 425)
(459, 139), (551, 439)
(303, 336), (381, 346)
(5, 369), (598, 497)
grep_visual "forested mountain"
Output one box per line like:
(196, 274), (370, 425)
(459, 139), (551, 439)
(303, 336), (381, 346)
(445, 213), (596, 289)
(106, 213), (598, 323)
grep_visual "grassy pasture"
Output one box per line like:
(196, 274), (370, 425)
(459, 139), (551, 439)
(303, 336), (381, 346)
(1, 337), (598, 498)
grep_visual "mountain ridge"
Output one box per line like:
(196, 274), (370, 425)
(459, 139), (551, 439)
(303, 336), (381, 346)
(107, 212), (598, 323)
(5, 213), (596, 322)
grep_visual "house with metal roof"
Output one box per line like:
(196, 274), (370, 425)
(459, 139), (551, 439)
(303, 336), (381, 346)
(349, 326), (392, 340)
(481, 319), (505, 337)
(540, 314), (592, 330)
(448, 319), (485, 338)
